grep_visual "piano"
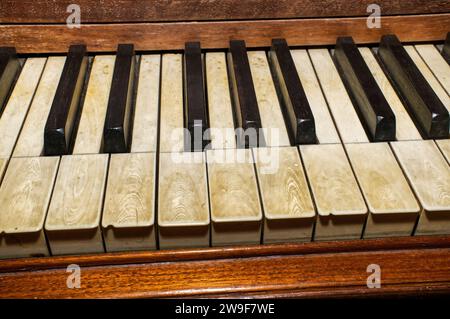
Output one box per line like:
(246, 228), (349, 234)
(0, 0), (449, 298)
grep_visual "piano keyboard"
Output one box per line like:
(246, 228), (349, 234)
(0, 34), (449, 259)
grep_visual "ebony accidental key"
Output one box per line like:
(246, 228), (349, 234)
(228, 40), (264, 148)
(184, 42), (210, 151)
(44, 45), (88, 155)
(442, 32), (450, 65)
(378, 34), (449, 139)
(334, 37), (396, 142)
(103, 44), (135, 153)
(269, 38), (316, 144)
(0, 47), (20, 112)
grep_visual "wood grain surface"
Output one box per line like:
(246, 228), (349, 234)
(131, 55), (161, 153)
(391, 140), (450, 212)
(73, 56), (115, 154)
(253, 147), (314, 219)
(207, 149), (262, 222)
(248, 51), (290, 147)
(13, 57), (66, 157)
(1, 14), (448, 53)
(206, 53), (236, 150)
(159, 54), (184, 153)
(345, 143), (419, 214)
(299, 144), (366, 216)
(0, 235), (449, 298)
(45, 154), (109, 231)
(102, 153), (155, 228)
(0, 58), (46, 158)
(2, 0), (448, 23)
(158, 152), (209, 226)
(0, 157), (59, 233)
(437, 139), (450, 164)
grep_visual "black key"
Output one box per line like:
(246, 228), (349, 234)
(44, 45), (88, 155)
(227, 40), (264, 148)
(269, 38), (316, 144)
(334, 37), (396, 142)
(103, 44), (135, 153)
(378, 34), (449, 139)
(442, 32), (450, 65)
(184, 42), (209, 151)
(0, 47), (20, 112)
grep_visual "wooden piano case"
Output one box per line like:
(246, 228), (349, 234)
(0, 0), (449, 298)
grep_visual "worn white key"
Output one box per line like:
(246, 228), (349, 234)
(207, 148), (262, 246)
(415, 44), (450, 95)
(72, 56), (115, 154)
(359, 48), (422, 141)
(309, 49), (368, 143)
(159, 54), (184, 153)
(45, 154), (108, 255)
(0, 58), (46, 158)
(345, 143), (420, 238)
(0, 157), (59, 259)
(158, 152), (209, 249)
(254, 147), (314, 243)
(102, 152), (156, 252)
(248, 51), (290, 147)
(391, 140), (450, 235)
(13, 57), (66, 157)
(131, 55), (161, 153)
(405, 46), (450, 117)
(206, 53), (236, 149)
(300, 144), (367, 240)
(436, 139), (450, 165)
(290, 49), (340, 144)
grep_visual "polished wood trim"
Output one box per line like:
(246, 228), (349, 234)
(1, 14), (449, 54)
(0, 236), (449, 298)
(1, 0), (449, 24)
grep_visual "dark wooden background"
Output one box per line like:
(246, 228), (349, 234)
(0, 0), (449, 53)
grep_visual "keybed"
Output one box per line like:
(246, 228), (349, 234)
(0, 35), (449, 258)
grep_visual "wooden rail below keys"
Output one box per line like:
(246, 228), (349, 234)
(1, 14), (449, 53)
(0, 235), (449, 298)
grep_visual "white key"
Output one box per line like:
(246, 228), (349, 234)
(0, 58), (46, 158)
(158, 152), (209, 249)
(359, 47), (422, 141)
(248, 51), (290, 147)
(72, 56), (115, 154)
(207, 148), (262, 246)
(253, 146), (314, 243)
(13, 57), (66, 157)
(391, 140), (450, 235)
(206, 52), (236, 149)
(159, 54), (184, 153)
(404, 46), (450, 117)
(102, 152), (156, 252)
(309, 49), (368, 143)
(415, 44), (450, 95)
(345, 143), (420, 238)
(290, 49), (340, 144)
(45, 154), (108, 255)
(300, 144), (367, 241)
(131, 55), (161, 153)
(436, 139), (450, 165)
(0, 157), (59, 259)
